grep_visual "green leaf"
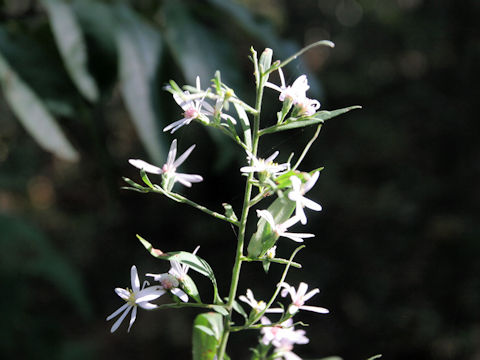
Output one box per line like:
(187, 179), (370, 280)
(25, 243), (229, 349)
(182, 274), (202, 303)
(247, 193), (297, 258)
(43, 0), (99, 102)
(260, 106), (362, 135)
(366, 355), (382, 360)
(211, 305), (229, 316)
(233, 102), (252, 150)
(0, 48), (79, 161)
(137, 234), (221, 303)
(193, 313), (223, 360)
(231, 300), (248, 320)
(114, 4), (165, 164)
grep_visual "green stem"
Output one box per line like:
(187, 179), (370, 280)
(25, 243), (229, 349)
(216, 48), (265, 360)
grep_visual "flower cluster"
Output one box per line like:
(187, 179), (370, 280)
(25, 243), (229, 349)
(113, 43), (356, 360)
(107, 248), (198, 332)
(265, 68), (321, 116)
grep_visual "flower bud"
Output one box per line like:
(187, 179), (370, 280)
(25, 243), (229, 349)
(259, 48), (273, 75)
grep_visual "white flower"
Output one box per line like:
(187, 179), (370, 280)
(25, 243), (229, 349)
(260, 317), (309, 360)
(256, 210), (314, 243)
(129, 139), (203, 189)
(168, 246), (200, 282)
(164, 81), (215, 133)
(240, 150), (289, 176)
(146, 273), (189, 303)
(279, 282), (329, 315)
(265, 68), (310, 104)
(288, 172), (322, 225)
(295, 96), (320, 116)
(239, 289), (283, 313)
(106, 265), (165, 333)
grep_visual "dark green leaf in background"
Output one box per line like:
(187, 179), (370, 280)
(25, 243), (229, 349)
(43, 0), (99, 102)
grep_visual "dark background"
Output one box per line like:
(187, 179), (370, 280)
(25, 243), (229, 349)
(0, 0), (479, 359)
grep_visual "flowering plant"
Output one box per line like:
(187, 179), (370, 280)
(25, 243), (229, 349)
(114, 41), (360, 359)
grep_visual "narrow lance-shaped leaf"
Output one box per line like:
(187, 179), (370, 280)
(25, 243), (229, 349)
(260, 105), (362, 135)
(43, 0), (99, 102)
(115, 4), (164, 164)
(137, 235), (222, 303)
(0, 52), (79, 161)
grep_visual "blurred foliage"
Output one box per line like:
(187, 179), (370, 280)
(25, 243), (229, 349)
(0, 0), (479, 359)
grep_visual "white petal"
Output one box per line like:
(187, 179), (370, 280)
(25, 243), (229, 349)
(166, 139), (178, 165)
(265, 151), (279, 163)
(281, 216), (301, 229)
(128, 159), (162, 174)
(175, 173), (203, 186)
(304, 171), (319, 193)
(299, 305), (329, 313)
(106, 302), (129, 321)
(173, 144), (196, 168)
(130, 265), (140, 293)
(136, 286), (165, 303)
(282, 233), (305, 243)
(265, 308), (284, 313)
(138, 301), (158, 310)
(302, 197), (322, 211)
(115, 287), (130, 300)
(110, 305), (132, 333)
(303, 287), (320, 301)
(127, 305), (137, 332)
(288, 304), (300, 315)
(257, 209), (276, 229)
(297, 282), (309, 299)
(171, 288), (189, 302)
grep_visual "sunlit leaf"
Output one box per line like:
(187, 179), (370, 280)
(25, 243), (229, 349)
(114, 4), (164, 164)
(193, 313), (223, 360)
(0, 48), (79, 161)
(43, 0), (99, 102)
(260, 106), (362, 135)
(137, 234), (222, 303)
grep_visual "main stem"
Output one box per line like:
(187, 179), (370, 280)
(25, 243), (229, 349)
(216, 62), (264, 359)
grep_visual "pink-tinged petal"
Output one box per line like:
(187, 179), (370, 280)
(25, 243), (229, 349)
(164, 118), (189, 133)
(115, 287), (130, 300)
(130, 266), (140, 292)
(299, 305), (329, 314)
(171, 288), (189, 302)
(106, 302), (130, 321)
(110, 305), (132, 333)
(166, 139), (178, 165)
(302, 197), (322, 212)
(303, 288), (320, 302)
(127, 305), (137, 332)
(128, 159), (162, 174)
(173, 144), (196, 168)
